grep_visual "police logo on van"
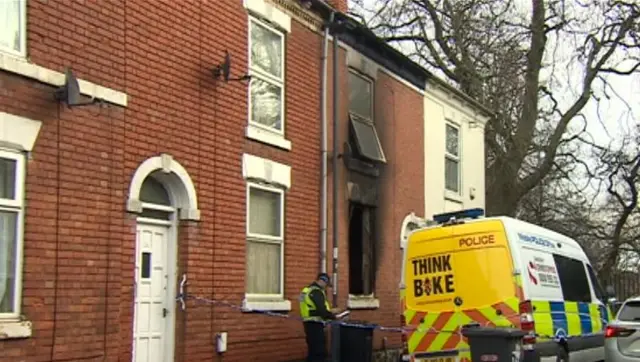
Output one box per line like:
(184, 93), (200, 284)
(459, 233), (495, 248)
(518, 233), (555, 248)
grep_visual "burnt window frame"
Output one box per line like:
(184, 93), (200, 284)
(348, 202), (377, 296)
(347, 70), (386, 164)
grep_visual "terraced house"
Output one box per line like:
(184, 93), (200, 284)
(0, 0), (490, 361)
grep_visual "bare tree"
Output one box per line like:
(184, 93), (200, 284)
(350, 0), (640, 216)
(593, 130), (640, 279)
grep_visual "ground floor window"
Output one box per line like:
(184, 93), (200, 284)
(246, 183), (285, 298)
(0, 150), (25, 318)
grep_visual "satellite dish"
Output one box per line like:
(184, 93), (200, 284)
(54, 68), (97, 107)
(212, 50), (251, 83)
(222, 51), (231, 81)
(213, 50), (231, 81)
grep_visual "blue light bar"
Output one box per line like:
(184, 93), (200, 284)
(432, 208), (485, 224)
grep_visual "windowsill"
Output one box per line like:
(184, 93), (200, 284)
(445, 189), (463, 203)
(246, 125), (292, 151)
(347, 295), (380, 310)
(0, 52), (128, 107)
(0, 319), (33, 340)
(242, 298), (292, 312)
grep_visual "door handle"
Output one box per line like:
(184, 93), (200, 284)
(163, 308), (168, 318)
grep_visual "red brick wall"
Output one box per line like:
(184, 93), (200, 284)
(0, 70), (128, 361)
(327, 0), (349, 12)
(325, 51), (425, 351)
(0, 1), (423, 362)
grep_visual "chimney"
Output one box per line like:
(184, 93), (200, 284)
(326, 0), (348, 12)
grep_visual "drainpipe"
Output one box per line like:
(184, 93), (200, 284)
(331, 19), (340, 308)
(329, 17), (342, 362)
(308, 0), (342, 309)
(320, 12), (335, 275)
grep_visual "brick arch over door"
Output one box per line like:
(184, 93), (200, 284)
(126, 153), (201, 221)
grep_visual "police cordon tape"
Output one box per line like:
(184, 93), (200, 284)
(175, 293), (608, 339)
(177, 293), (407, 332)
(174, 274), (410, 333)
(173, 276), (608, 340)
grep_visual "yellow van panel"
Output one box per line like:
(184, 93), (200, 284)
(405, 220), (515, 312)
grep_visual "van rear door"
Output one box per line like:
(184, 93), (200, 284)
(404, 219), (520, 358)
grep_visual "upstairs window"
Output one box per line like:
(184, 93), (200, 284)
(0, 0), (26, 57)
(445, 123), (460, 193)
(248, 17), (285, 134)
(349, 72), (373, 120)
(348, 71), (386, 164)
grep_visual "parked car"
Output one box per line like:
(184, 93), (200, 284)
(605, 296), (640, 361)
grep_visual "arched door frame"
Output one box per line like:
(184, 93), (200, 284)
(127, 153), (200, 221)
(126, 153), (200, 362)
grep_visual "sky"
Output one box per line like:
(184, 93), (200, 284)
(350, 0), (640, 196)
(583, 72), (639, 147)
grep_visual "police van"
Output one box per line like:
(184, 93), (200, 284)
(399, 208), (613, 362)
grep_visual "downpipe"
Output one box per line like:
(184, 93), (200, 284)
(319, 11), (334, 275)
(330, 16), (341, 362)
(331, 16), (340, 309)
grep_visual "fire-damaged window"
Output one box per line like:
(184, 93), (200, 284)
(348, 203), (377, 295)
(348, 71), (386, 164)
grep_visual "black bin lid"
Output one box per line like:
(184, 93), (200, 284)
(461, 325), (526, 339)
(338, 321), (377, 330)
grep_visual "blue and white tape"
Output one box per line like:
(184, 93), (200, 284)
(173, 276), (607, 339)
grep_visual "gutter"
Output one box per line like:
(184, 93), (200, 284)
(308, 0), (494, 119)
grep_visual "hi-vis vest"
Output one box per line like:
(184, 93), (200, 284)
(299, 285), (331, 322)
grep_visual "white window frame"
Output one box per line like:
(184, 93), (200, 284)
(0, 149), (26, 320)
(445, 122), (461, 194)
(1, 0), (27, 58)
(245, 182), (285, 300)
(247, 16), (286, 136)
(348, 70), (374, 122)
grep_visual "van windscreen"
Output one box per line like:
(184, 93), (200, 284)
(404, 220), (514, 312)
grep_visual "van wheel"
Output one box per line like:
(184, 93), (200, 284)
(555, 344), (569, 362)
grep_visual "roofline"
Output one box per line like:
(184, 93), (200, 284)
(424, 74), (494, 119)
(305, 0), (494, 119)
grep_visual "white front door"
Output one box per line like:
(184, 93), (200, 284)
(133, 223), (172, 362)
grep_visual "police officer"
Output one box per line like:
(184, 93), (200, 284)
(299, 273), (337, 362)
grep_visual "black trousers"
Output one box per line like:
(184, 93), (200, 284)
(304, 321), (327, 362)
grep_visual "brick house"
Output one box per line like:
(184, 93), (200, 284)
(0, 0), (468, 361)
